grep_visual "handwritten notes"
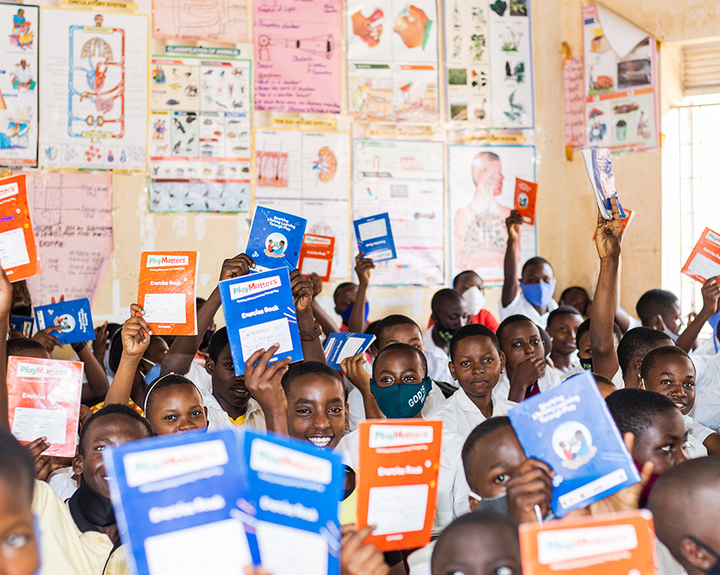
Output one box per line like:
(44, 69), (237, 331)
(152, 0), (249, 43)
(563, 56), (585, 152)
(253, 0), (342, 114)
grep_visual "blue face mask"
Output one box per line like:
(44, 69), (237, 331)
(369, 376), (431, 419)
(339, 301), (370, 326)
(143, 360), (162, 386)
(520, 279), (556, 308)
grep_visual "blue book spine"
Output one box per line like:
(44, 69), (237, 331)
(353, 213), (397, 262)
(34, 298), (94, 346)
(246, 206), (308, 271)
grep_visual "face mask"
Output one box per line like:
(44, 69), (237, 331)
(370, 376), (431, 419)
(142, 359), (162, 386)
(339, 301), (370, 326)
(580, 357), (593, 371)
(434, 319), (459, 343)
(74, 477), (116, 527)
(463, 286), (486, 316)
(470, 491), (509, 517)
(520, 279), (556, 308)
(662, 326), (679, 343)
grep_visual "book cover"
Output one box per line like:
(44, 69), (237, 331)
(10, 315), (33, 337)
(508, 371), (640, 517)
(592, 208), (634, 241)
(353, 213), (397, 263)
(519, 510), (657, 575)
(323, 332), (375, 371)
(356, 420), (442, 551)
(0, 175), (39, 282)
(238, 428), (344, 575)
(580, 148), (627, 220)
(246, 206), (308, 272)
(34, 298), (95, 346)
(103, 429), (254, 575)
(514, 178), (538, 225)
(299, 234), (335, 282)
(219, 267), (303, 376)
(681, 227), (720, 284)
(7, 356), (83, 457)
(137, 251), (198, 336)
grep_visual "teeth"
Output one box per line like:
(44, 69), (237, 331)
(675, 404), (685, 409)
(308, 437), (332, 447)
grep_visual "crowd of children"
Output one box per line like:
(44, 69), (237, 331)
(3, 196), (720, 575)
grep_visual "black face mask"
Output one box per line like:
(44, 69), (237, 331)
(474, 492), (509, 517)
(12, 305), (32, 317)
(75, 477), (116, 527)
(580, 357), (593, 371)
(434, 319), (459, 343)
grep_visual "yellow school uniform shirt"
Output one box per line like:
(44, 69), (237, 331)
(229, 413), (247, 425)
(33, 480), (129, 575)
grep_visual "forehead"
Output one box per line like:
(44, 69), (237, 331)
(375, 348), (422, 372)
(472, 427), (524, 469)
(153, 384), (203, 406)
(646, 410), (686, 439)
(456, 335), (497, 356)
(649, 354), (695, 377)
(523, 262), (553, 278)
(502, 320), (539, 342)
(549, 313), (583, 329)
(335, 284), (357, 303)
(564, 288), (588, 302)
(84, 414), (148, 445)
(378, 323), (422, 344)
(438, 297), (467, 314)
(434, 527), (518, 571)
(457, 273), (483, 289)
(289, 373), (344, 402)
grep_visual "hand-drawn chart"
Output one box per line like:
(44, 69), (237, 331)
(152, 0), (249, 43)
(40, 9), (148, 171)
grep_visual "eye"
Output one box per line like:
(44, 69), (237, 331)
(3, 533), (30, 550)
(660, 379), (672, 386)
(402, 375), (419, 383)
(329, 407), (343, 415)
(684, 381), (695, 388)
(511, 342), (522, 348)
(191, 410), (203, 417)
(460, 360), (471, 367)
(95, 444), (106, 452)
(483, 357), (494, 364)
(531, 338), (541, 346)
(163, 415), (177, 421)
(660, 444), (672, 453)
(492, 473), (510, 484)
(380, 376), (394, 384)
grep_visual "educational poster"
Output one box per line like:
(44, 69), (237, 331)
(39, 9), (148, 171)
(0, 4), (39, 167)
(152, 0), (249, 43)
(444, 0), (534, 128)
(253, 128), (351, 279)
(253, 0), (341, 114)
(563, 55), (585, 151)
(448, 144), (536, 286)
(352, 140), (444, 286)
(149, 54), (251, 213)
(21, 172), (113, 306)
(347, 0), (439, 124)
(582, 5), (658, 151)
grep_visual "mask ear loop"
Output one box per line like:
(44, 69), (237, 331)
(143, 372), (177, 414)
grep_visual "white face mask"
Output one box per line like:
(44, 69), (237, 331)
(662, 326), (679, 342)
(463, 286), (486, 316)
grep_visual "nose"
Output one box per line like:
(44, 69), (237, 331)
(675, 445), (690, 466)
(671, 385), (687, 399)
(178, 417), (199, 432)
(472, 362), (484, 375)
(312, 411), (331, 430)
(522, 342), (534, 356)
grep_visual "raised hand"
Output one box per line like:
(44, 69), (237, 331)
(595, 197), (623, 260)
(290, 269), (314, 314)
(220, 253), (255, 281)
(506, 457), (554, 524)
(355, 252), (375, 287)
(506, 210), (523, 242)
(341, 525), (389, 575)
(121, 304), (153, 358)
(308, 272), (323, 298)
(32, 326), (62, 353)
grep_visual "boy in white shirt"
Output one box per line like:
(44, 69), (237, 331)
(423, 289), (471, 388)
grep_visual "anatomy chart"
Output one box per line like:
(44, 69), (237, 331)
(347, 0), (439, 124)
(444, 0), (534, 128)
(149, 54), (251, 213)
(352, 140), (444, 286)
(448, 144), (536, 285)
(39, 9), (148, 171)
(152, 0), (249, 43)
(0, 3), (39, 167)
(254, 0), (341, 114)
(253, 128), (350, 279)
(20, 172), (113, 306)
(583, 5), (658, 151)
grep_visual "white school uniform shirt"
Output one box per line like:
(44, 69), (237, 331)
(561, 366), (625, 389)
(202, 391), (266, 431)
(427, 388), (516, 440)
(422, 328), (456, 387)
(688, 352), (720, 430)
(494, 367), (561, 402)
(656, 539), (688, 575)
(498, 291), (558, 329)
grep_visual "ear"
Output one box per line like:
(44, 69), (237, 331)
(448, 360), (457, 381)
(680, 537), (718, 572)
(469, 496), (479, 512)
(649, 314), (665, 332)
(499, 351), (507, 373)
(73, 453), (84, 477)
(205, 358), (215, 376)
(344, 402), (350, 431)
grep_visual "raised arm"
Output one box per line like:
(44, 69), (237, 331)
(340, 353), (385, 421)
(0, 265), (11, 430)
(502, 210), (523, 307)
(675, 276), (720, 353)
(76, 342), (110, 405)
(290, 270), (326, 363)
(243, 346), (292, 434)
(349, 253), (374, 334)
(590, 198), (623, 379)
(309, 272), (340, 336)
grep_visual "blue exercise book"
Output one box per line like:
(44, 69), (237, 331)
(324, 332), (375, 370)
(34, 298), (95, 345)
(353, 213), (397, 262)
(219, 267), (303, 376)
(103, 429), (254, 575)
(10, 315), (33, 337)
(238, 428), (344, 575)
(246, 206), (307, 271)
(580, 148), (627, 220)
(507, 370), (640, 517)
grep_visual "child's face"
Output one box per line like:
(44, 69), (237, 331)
(146, 336), (169, 365)
(449, 336), (505, 399)
(500, 321), (544, 371)
(455, 273), (483, 295)
(375, 324), (423, 354)
(662, 302), (684, 335)
(547, 313), (583, 357)
(147, 385), (208, 435)
(334, 284), (358, 314)
(286, 373), (347, 449)
(632, 410), (689, 475)
(0, 477), (38, 575)
(521, 262), (554, 285)
(577, 330), (592, 360)
(433, 297), (471, 331)
(465, 426), (526, 499)
(643, 355), (696, 415)
(560, 288), (589, 316)
(207, 345), (250, 410)
(431, 524), (521, 575)
(374, 348), (425, 388)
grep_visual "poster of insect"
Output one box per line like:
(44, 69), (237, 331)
(148, 53), (251, 213)
(39, 9), (148, 171)
(444, 0), (534, 128)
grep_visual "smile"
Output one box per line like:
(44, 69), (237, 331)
(307, 436), (333, 447)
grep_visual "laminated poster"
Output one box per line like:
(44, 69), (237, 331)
(152, 0), (249, 43)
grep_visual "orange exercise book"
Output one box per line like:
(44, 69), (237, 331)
(514, 178), (538, 225)
(0, 174), (39, 282)
(682, 228), (720, 284)
(355, 419), (442, 551)
(7, 356), (83, 458)
(298, 234), (335, 282)
(519, 510), (657, 575)
(137, 251), (198, 336)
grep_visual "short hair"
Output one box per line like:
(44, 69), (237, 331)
(605, 389), (677, 439)
(452, 270), (481, 290)
(280, 361), (343, 396)
(144, 374), (201, 416)
(208, 327), (229, 363)
(461, 416), (512, 479)
(546, 306), (583, 330)
(640, 346), (694, 381)
(6, 337), (48, 358)
(373, 343), (428, 380)
(108, 328), (124, 374)
(560, 286), (590, 303)
(617, 327), (674, 376)
(636, 289), (679, 326)
(521, 256), (553, 277)
(0, 427), (35, 502)
(574, 318), (623, 350)
(79, 404), (152, 454)
(592, 373), (615, 387)
(496, 314), (537, 347)
(373, 315), (421, 344)
(333, 282), (355, 305)
(450, 324), (500, 361)
(431, 288), (463, 315)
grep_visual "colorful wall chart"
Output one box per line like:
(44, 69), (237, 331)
(39, 9), (148, 171)
(253, 128), (351, 279)
(448, 144), (536, 285)
(149, 53), (251, 213)
(352, 140), (444, 286)
(444, 0), (534, 128)
(0, 3), (39, 167)
(347, 0), (439, 124)
(152, 0), (249, 43)
(253, 0), (341, 114)
(582, 5), (658, 151)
